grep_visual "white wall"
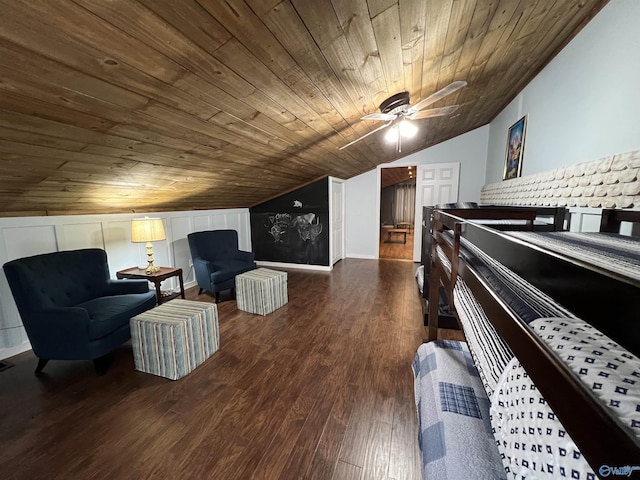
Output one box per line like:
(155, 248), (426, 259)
(0, 208), (250, 359)
(345, 125), (489, 258)
(486, 0), (640, 183)
(345, 169), (379, 259)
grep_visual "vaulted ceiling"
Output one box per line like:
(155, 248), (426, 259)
(381, 166), (414, 189)
(0, 0), (608, 216)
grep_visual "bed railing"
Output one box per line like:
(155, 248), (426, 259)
(600, 208), (640, 233)
(420, 206), (568, 334)
(427, 209), (640, 472)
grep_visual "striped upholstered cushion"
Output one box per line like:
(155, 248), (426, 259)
(130, 299), (219, 380)
(235, 268), (288, 315)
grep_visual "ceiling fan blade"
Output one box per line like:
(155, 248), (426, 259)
(339, 121), (393, 150)
(407, 105), (460, 120)
(409, 80), (467, 112)
(361, 113), (396, 121)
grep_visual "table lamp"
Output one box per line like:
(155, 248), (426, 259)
(131, 217), (166, 274)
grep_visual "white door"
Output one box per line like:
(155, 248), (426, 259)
(330, 179), (345, 265)
(412, 162), (460, 261)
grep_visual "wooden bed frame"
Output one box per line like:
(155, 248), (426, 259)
(419, 205), (568, 330)
(426, 207), (640, 472)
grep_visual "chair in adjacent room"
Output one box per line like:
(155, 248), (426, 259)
(3, 248), (157, 375)
(187, 230), (257, 302)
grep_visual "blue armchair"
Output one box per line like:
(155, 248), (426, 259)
(3, 248), (157, 375)
(187, 230), (256, 302)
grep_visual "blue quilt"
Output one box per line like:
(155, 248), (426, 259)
(412, 340), (506, 480)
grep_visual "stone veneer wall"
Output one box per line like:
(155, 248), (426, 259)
(480, 150), (640, 208)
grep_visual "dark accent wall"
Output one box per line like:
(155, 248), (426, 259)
(250, 177), (329, 266)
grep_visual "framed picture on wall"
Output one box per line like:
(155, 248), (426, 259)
(503, 115), (527, 180)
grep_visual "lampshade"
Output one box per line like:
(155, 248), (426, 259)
(131, 217), (166, 243)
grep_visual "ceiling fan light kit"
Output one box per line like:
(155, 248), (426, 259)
(384, 121), (418, 152)
(340, 81), (467, 152)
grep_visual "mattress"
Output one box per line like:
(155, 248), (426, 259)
(470, 219), (551, 226)
(505, 231), (640, 282)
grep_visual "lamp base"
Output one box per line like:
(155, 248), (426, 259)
(145, 242), (161, 274)
(145, 263), (161, 274)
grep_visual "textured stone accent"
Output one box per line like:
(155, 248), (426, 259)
(481, 150), (640, 208)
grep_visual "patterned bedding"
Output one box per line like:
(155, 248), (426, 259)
(412, 340), (505, 480)
(413, 320), (640, 479)
(505, 231), (640, 282)
(491, 317), (640, 479)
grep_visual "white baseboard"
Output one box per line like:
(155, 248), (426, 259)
(1, 341), (31, 361)
(183, 279), (197, 290)
(255, 261), (332, 272)
(346, 253), (378, 260)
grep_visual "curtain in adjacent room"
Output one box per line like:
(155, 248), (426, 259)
(394, 183), (416, 224)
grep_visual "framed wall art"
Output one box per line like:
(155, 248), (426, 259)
(503, 115), (527, 180)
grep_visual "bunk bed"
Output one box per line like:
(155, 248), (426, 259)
(416, 205), (569, 331)
(413, 207), (640, 479)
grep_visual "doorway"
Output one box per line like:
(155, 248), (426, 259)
(379, 166), (416, 260)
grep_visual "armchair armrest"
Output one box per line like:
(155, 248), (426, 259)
(193, 257), (215, 289)
(193, 257), (215, 272)
(235, 250), (256, 263)
(106, 279), (150, 295)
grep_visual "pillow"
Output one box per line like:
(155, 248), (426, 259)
(490, 316), (640, 479)
(490, 358), (596, 479)
(530, 317), (640, 439)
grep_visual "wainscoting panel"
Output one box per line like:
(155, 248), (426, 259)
(61, 222), (105, 251)
(568, 208), (604, 233)
(193, 215), (213, 232)
(210, 213), (228, 231)
(226, 212), (251, 251)
(3, 225), (58, 260)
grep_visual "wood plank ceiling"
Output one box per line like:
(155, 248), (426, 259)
(0, 0), (608, 216)
(381, 166), (414, 189)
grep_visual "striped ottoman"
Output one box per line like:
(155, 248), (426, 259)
(130, 299), (219, 380)
(235, 268), (288, 315)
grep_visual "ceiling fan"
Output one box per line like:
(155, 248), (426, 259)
(339, 80), (467, 152)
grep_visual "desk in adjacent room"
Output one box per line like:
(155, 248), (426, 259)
(386, 228), (409, 244)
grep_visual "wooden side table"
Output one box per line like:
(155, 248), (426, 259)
(116, 266), (185, 305)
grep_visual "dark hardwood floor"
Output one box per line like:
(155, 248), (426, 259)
(0, 259), (445, 480)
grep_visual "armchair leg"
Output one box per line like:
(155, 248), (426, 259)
(93, 354), (113, 376)
(198, 288), (204, 295)
(34, 358), (48, 376)
(215, 291), (220, 303)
